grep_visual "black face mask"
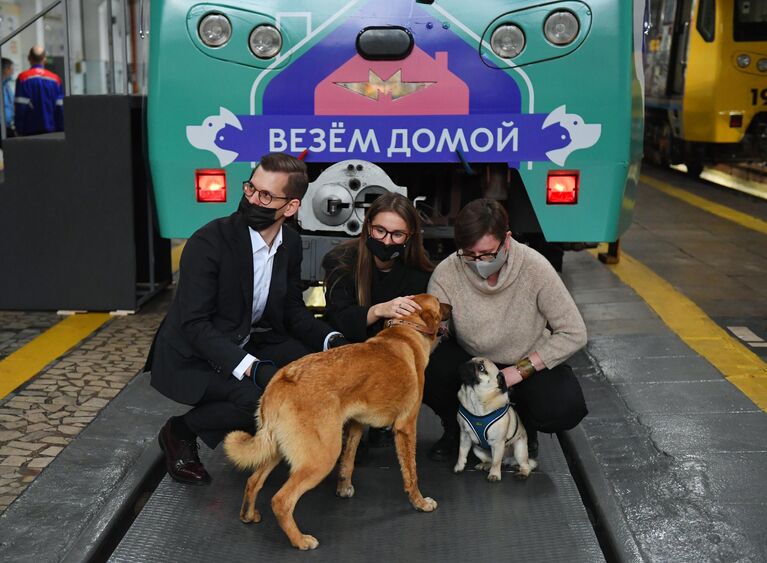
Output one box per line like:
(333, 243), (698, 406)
(238, 195), (280, 231)
(366, 236), (406, 262)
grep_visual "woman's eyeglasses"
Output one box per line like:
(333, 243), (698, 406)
(243, 180), (293, 206)
(369, 224), (410, 245)
(457, 239), (504, 262)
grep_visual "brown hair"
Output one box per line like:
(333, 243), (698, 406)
(258, 152), (309, 200)
(454, 198), (509, 250)
(325, 192), (433, 307)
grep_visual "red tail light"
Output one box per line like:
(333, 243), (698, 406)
(196, 169), (227, 202)
(547, 171), (579, 204)
(729, 113), (743, 128)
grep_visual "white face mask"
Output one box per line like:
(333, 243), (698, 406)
(465, 244), (508, 279)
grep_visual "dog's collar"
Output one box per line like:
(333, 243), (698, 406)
(384, 318), (437, 336)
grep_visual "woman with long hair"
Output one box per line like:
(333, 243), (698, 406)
(323, 192), (433, 341)
(322, 192), (433, 446)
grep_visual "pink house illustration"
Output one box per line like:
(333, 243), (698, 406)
(315, 49), (469, 115)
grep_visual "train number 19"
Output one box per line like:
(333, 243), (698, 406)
(751, 88), (767, 106)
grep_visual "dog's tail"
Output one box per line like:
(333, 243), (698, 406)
(223, 404), (279, 471)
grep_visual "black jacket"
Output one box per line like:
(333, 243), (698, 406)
(323, 247), (431, 343)
(147, 212), (333, 404)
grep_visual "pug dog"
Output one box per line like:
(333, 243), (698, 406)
(453, 357), (537, 482)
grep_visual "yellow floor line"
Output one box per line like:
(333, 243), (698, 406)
(590, 247), (767, 412)
(641, 174), (767, 237)
(171, 241), (186, 273)
(0, 313), (111, 399)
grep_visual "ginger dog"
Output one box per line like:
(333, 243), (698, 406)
(224, 294), (451, 550)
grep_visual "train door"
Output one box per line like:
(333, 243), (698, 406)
(668, 0), (693, 95)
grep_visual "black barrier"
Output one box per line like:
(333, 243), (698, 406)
(0, 96), (170, 311)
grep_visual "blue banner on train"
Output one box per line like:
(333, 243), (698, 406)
(186, 105), (601, 168)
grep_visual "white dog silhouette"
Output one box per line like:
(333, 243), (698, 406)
(542, 105), (601, 167)
(186, 107), (242, 167)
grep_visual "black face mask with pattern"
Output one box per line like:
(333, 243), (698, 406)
(366, 236), (406, 262)
(238, 195), (279, 231)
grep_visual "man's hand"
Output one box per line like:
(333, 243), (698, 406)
(500, 366), (523, 387)
(327, 333), (350, 349)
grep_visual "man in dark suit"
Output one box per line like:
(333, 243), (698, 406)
(147, 153), (347, 485)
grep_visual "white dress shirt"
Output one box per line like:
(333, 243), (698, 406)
(231, 226), (341, 381)
(232, 226), (283, 380)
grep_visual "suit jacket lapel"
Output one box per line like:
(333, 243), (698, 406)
(233, 214), (254, 316)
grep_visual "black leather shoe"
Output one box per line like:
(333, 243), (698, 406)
(428, 425), (459, 461)
(368, 427), (394, 448)
(158, 419), (212, 485)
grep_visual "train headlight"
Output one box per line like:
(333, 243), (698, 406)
(544, 11), (580, 45)
(249, 25), (282, 59)
(737, 54), (751, 68)
(198, 14), (232, 48)
(490, 24), (525, 59)
(757, 58), (767, 72)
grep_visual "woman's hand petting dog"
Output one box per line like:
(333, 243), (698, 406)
(372, 295), (421, 320)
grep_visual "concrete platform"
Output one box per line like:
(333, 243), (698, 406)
(564, 250), (767, 562)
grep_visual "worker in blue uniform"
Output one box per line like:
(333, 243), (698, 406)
(14, 46), (64, 136)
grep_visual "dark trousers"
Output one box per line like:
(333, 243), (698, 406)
(423, 338), (471, 425)
(184, 334), (314, 448)
(423, 338), (587, 434)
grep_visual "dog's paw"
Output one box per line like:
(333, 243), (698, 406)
(474, 462), (491, 472)
(453, 463), (465, 474)
(415, 497), (438, 512)
(515, 463), (533, 479)
(292, 534), (319, 550)
(240, 509), (261, 524)
(487, 472), (502, 482)
(336, 483), (355, 498)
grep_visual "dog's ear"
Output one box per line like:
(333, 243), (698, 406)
(439, 302), (452, 321)
(458, 361), (479, 387)
(419, 308), (439, 332)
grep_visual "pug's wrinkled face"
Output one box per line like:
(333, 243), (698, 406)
(458, 357), (506, 394)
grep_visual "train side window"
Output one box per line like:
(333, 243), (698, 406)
(734, 0), (767, 42)
(696, 0), (715, 42)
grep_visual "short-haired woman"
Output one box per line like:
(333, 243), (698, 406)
(424, 198), (588, 460)
(322, 192), (434, 445)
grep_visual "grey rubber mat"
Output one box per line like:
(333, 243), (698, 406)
(110, 410), (603, 562)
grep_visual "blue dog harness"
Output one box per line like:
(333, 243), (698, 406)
(458, 404), (514, 451)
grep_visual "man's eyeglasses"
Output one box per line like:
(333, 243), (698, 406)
(243, 180), (293, 206)
(457, 239), (504, 262)
(370, 225), (410, 245)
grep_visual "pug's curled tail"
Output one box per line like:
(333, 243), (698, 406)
(223, 405), (279, 471)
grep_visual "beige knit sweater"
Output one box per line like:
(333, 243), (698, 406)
(427, 238), (587, 368)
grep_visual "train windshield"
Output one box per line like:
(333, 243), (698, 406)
(734, 0), (767, 41)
